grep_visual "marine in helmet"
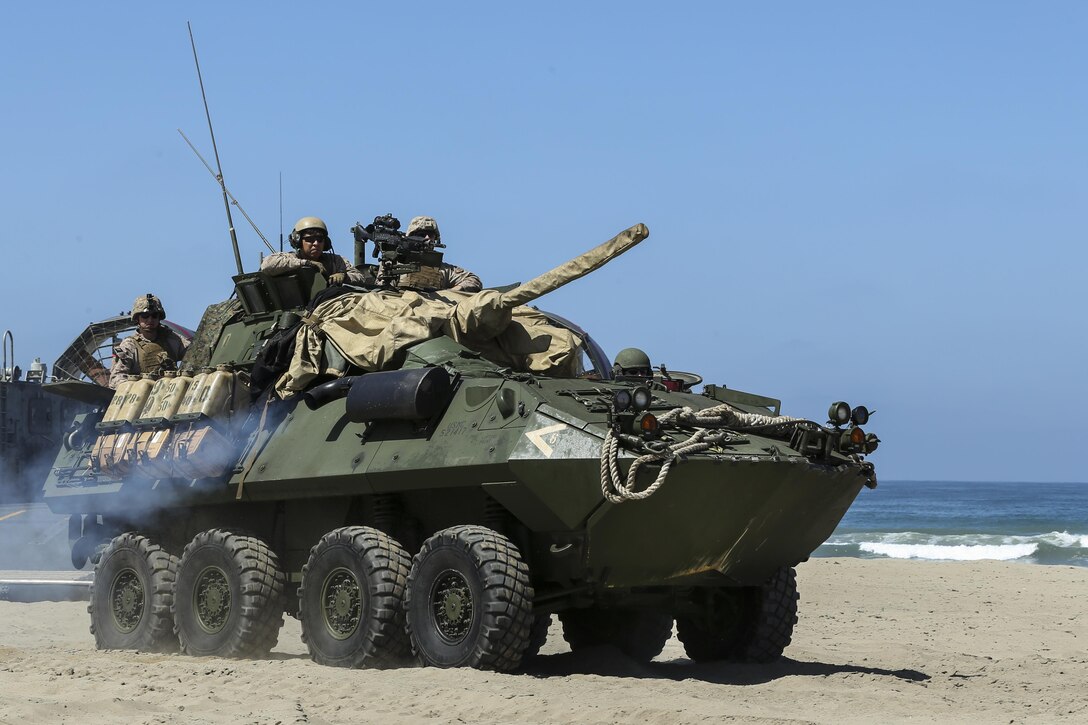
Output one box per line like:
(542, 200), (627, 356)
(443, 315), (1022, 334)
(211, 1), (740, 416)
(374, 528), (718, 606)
(261, 216), (367, 285)
(108, 293), (191, 389)
(613, 347), (654, 379)
(379, 216), (482, 292)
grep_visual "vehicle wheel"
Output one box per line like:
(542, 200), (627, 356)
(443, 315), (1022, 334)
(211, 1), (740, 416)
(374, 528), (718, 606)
(734, 565), (798, 662)
(559, 608), (673, 662)
(298, 526), (412, 668)
(523, 614), (552, 660)
(676, 566), (798, 663)
(88, 533), (178, 651)
(173, 529), (286, 658)
(405, 525), (533, 671)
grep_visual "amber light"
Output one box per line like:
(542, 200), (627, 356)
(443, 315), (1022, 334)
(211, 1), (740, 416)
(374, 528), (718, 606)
(849, 427), (866, 446)
(638, 413), (658, 433)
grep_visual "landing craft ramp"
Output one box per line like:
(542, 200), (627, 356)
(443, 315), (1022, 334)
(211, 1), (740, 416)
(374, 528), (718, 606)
(0, 503), (91, 601)
(0, 570), (92, 602)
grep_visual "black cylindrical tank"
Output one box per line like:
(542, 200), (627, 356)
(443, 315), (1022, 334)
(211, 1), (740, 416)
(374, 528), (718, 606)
(344, 367), (452, 423)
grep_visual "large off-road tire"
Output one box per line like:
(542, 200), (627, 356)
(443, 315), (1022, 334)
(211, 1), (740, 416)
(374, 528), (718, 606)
(676, 566), (799, 663)
(88, 533), (178, 651)
(298, 526), (412, 668)
(405, 525), (533, 671)
(559, 608), (673, 662)
(173, 529), (286, 658)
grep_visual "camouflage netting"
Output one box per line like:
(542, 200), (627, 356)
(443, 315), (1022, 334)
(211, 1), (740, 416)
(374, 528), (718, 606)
(182, 298), (244, 371)
(274, 223), (649, 397)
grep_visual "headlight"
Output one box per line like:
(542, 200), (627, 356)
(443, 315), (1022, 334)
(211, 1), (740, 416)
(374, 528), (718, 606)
(828, 401), (851, 426)
(632, 386), (652, 411)
(851, 405), (870, 425)
(613, 389), (632, 412)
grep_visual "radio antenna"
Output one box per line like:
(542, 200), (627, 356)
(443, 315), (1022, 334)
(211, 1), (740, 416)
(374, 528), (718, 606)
(178, 129), (275, 253)
(187, 22), (244, 275)
(279, 172), (284, 252)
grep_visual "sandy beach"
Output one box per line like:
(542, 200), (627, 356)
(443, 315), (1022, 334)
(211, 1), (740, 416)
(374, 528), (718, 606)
(1, 558), (1084, 724)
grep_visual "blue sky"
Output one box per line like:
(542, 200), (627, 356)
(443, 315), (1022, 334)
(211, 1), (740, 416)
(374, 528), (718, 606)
(1, 3), (1084, 483)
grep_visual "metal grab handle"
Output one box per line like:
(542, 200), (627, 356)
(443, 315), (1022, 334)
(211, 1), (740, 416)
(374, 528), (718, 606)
(2, 329), (13, 381)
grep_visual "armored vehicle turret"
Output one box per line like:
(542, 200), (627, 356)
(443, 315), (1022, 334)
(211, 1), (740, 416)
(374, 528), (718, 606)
(43, 222), (879, 671)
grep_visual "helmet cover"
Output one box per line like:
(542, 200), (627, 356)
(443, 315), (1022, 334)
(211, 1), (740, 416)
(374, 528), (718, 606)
(131, 293), (166, 322)
(406, 215), (440, 240)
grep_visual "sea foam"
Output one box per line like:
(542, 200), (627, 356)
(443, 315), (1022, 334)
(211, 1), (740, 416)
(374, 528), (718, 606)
(858, 542), (1037, 562)
(1043, 531), (1088, 548)
(821, 530), (1088, 563)
(822, 480), (1088, 567)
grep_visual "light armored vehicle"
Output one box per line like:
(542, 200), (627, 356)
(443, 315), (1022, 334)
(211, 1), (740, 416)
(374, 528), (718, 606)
(43, 221), (879, 671)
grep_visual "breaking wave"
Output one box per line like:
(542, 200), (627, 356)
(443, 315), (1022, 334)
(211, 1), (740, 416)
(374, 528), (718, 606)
(815, 531), (1088, 566)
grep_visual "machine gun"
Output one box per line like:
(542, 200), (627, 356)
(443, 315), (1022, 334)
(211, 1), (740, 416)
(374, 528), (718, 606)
(351, 214), (445, 289)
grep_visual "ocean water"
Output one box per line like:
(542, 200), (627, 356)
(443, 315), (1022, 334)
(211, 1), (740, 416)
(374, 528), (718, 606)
(814, 480), (1088, 567)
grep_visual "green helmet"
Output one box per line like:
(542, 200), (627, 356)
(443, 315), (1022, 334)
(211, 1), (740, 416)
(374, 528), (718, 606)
(614, 347), (652, 375)
(407, 215), (440, 240)
(289, 216), (329, 249)
(131, 293), (166, 322)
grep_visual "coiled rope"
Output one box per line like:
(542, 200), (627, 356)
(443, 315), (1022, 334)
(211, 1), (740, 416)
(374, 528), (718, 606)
(600, 403), (806, 504)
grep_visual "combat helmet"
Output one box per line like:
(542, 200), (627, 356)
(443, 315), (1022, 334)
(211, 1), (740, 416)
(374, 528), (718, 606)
(131, 293), (166, 322)
(407, 216), (440, 240)
(289, 216), (330, 249)
(614, 347), (652, 376)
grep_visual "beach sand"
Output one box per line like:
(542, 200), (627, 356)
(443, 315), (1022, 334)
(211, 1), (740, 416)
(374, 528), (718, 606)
(1, 558), (1084, 724)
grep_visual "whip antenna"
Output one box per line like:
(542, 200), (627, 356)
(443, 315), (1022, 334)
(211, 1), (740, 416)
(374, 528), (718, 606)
(188, 22), (244, 275)
(279, 172), (284, 252)
(178, 129), (275, 253)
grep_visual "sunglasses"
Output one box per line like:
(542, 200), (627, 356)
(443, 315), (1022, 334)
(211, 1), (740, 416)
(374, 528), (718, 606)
(137, 312), (157, 320)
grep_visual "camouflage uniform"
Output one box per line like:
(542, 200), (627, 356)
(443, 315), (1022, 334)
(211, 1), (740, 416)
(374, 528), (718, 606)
(109, 327), (189, 389)
(261, 251), (368, 284)
(381, 262), (482, 292)
(386, 216), (482, 292)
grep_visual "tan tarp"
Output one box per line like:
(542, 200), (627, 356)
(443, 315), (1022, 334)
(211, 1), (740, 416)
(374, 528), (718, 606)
(274, 223), (649, 397)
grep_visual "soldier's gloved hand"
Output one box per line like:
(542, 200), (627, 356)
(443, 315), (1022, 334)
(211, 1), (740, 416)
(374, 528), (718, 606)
(327, 272), (346, 286)
(308, 260), (327, 276)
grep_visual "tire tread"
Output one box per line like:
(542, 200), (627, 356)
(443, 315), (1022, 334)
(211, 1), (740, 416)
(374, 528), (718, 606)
(298, 526), (411, 668)
(676, 565), (799, 664)
(406, 525), (533, 672)
(89, 532), (179, 652)
(173, 529), (286, 658)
